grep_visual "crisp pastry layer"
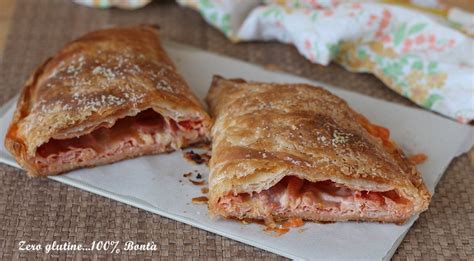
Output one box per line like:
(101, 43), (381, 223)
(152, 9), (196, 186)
(5, 26), (211, 176)
(206, 76), (430, 224)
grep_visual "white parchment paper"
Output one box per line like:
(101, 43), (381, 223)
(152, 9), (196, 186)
(0, 41), (472, 260)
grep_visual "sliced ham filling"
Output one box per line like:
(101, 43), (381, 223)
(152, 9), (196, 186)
(217, 176), (414, 221)
(35, 109), (206, 167)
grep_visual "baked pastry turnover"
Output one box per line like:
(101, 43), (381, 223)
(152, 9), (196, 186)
(206, 76), (430, 224)
(5, 26), (211, 176)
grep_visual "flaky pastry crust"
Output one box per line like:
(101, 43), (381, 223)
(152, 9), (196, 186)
(5, 26), (211, 176)
(206, 76), (430, 223)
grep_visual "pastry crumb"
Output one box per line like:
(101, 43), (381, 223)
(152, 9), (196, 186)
(189, 180), (205, 186)
(183, 150), (211, 165)
(408, 153), (428, 165)
(192, 196), (208, 204)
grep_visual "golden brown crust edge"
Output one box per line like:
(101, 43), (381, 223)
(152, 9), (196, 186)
(5, 25), (211, 177)
(206, 75), (430, 220)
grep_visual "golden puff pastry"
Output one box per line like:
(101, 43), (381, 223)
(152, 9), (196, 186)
(206, 76), (430, 224)
(5, 26), (211, 177)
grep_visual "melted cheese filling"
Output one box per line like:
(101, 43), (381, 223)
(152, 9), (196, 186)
(35, 109), (206, 167)
(217, 176), (413, 221)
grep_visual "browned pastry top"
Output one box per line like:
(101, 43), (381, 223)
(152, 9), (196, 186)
(206, 76), (430, 211)
(6, 26), (209, 158)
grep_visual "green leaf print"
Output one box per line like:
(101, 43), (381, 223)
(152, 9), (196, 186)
(199, 0), (213, 9)
(428, 61), (438, 74)
(310, 12), (319, 22)
(220, 14), (231, 35)
(399, 55), (408, 65)
(375, 55), (383, 65)
(208, 12), (218, 23)
(407, 23), (427, 36)
(327, 43), (340, 58)
(423, 94), (442, 108)
(294, 0), (302, 8)
(263, 6), (283, 19)
(383, 62), (403, 78)
(411, 60), (423, 70)
(393, 23), (407, 46)
(357, 49), (367, 59)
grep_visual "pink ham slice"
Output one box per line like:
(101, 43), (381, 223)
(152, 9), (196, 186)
(35, 109), (205, 167)
(217, 176), (413, 222)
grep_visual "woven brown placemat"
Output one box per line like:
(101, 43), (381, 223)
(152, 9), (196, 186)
(0, 0), (472, 259)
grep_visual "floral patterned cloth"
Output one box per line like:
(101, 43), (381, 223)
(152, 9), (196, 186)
(74, 0), (474, 123)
